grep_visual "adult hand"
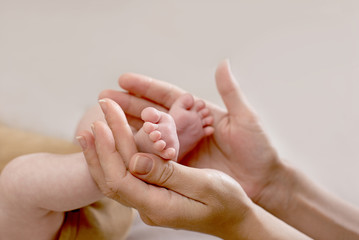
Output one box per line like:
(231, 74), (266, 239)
(99, 60), (283, 203)
(78, 98), (254, 239)
(96, 60), (359, 240)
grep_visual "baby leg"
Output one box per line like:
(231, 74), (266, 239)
(169, 93), (214, 160)
(134, 107), (179, 160)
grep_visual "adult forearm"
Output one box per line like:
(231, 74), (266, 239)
(222, 204), (311, 240)
(258, 162), (359, 240)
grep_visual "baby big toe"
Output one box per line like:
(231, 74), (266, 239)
(141, 107), (161, 123)
(173, 93), (194, 110)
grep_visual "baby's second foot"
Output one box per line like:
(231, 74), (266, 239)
(135, 107), (179, 160)
(169, 93), (214, 160)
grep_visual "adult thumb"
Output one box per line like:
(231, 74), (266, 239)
(215, 59), (254, 117)
(129, 153), (212, 200)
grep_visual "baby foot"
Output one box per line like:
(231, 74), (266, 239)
(135, 107), (179, 160)
(169, 93), (214, 160)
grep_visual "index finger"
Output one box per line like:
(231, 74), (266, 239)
(98, 98), (137, 166)
(118, 73), (186, 109)
(99, 89), (168, 119)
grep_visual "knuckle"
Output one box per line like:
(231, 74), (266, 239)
(157, 162), (175, 186)
(148, 213), (172, 227)
(201, 171), (218, 191)
(141, 213), (164, 227)
(102, 178), (121, 197)
(162, 86), (174, 104)
(106, 180), (118, 193)
(142, 217), (157, 226)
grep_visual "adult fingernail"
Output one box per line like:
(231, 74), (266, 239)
(132, 155), (153, 175)
(76, 136), (87, 150)
(98, 99), (107, 114)
(90, 123), (96, 137)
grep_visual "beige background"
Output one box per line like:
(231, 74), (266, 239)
(1, 0), (358, 219)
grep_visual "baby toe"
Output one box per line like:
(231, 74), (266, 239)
(162, 148), (176, 160)
(177, 93), (195, 110)
(154, 140), (166, 151)
(143, 122), (158, 134)
(202, 116), (214, 127)
(203, 126), (215, 136)
(141, 107), (161, 123)
(194, 100), (206, 111)
(199, 108), (210, 118)
(149, 130), (161, 141)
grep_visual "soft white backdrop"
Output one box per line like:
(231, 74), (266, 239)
(1, 0), (358, 222)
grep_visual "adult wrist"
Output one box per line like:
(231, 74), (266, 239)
(254, 160), (299, 217)
(226, 203), (310, 240)
(216, 201), (257, 240)
(256, 161), (359, 239)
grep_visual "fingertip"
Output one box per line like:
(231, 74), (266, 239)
(215, 60), (248, 117)
(118, 72), (133, 88)
(91, 121), (113, 143)
(102, 97), (128, 122)
(119, 73), (152, 89)
(98, 89), (113, 100)
(79, 131), (99, 165)
(98, 98), (108, 115)
(215, 59), (236, 87)
(91, 120), (101, 131)
(76, 135), (87, 150)
(215, 59), (229, 79)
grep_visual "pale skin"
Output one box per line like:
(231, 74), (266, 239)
(89, 60), (359, 239)
(81, 93), (310, 239)
(133, 93), (214, 160)
(0, 93), (212, 239)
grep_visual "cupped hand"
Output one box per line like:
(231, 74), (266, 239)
(78, 98), (252, 239)
(99, 60), (283, 201)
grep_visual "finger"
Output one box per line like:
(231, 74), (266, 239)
(99, 89), (168, 118)
(129, 153), (215, 202)
(80, 121), (194, 216)
(77, 130), (107, 195)
(118, 73), (186, 109)
(91, 121), (158, 207)
(88, 122), (170, 208)
(98, 98), (137, 166)
(215, 59), (253, 118)
(92, 121), (128, 182)
(74, 104), (105, 139)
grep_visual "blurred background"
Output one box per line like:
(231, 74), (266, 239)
(0, 0), (358, 219)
